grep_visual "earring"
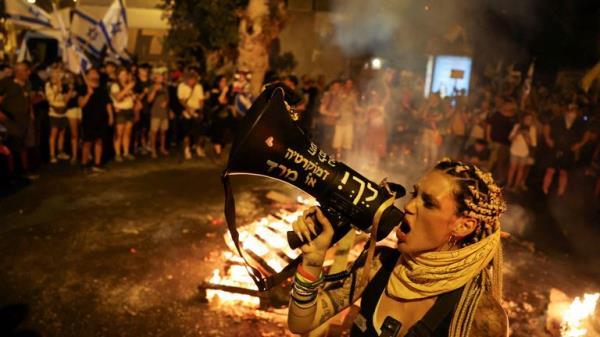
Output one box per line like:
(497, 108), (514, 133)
(448, 234), (457, 248)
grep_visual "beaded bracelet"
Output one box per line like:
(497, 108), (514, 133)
(291, 293), (317, 308)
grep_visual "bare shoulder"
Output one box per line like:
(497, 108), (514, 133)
(469, 292), (509, 337)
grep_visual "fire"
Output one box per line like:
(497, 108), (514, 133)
(561, 293), (600, 337)
(205, 207), (306, 308)
(206, 266), (261, 307)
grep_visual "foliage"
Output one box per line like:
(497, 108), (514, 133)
(158, 0), (249, 72)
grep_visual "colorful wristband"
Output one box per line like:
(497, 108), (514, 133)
(297, 264), (320, 282)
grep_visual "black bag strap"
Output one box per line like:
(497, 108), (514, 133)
(405, 286), (464, 337)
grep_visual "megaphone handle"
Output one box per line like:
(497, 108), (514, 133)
(286, 217), (323, 250)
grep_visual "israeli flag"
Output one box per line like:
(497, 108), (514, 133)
(101, 0), (128, 58)
(5, 0), (53, 30)
(53, 5), (90, 74)
(71, 8), (106, 58)
(65, 41), (91, 75)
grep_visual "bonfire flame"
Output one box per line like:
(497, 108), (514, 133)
(561, 293), (600, 337)
(206, 208), (305, 308)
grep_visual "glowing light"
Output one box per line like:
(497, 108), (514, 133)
(371, 58), (382, 70)
(27, 0), (36, 3)
(561, 293), (599, 337)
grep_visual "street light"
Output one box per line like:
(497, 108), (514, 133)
(371, 58), (382, 70)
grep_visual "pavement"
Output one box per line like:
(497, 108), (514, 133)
(0, 156), (599, 337)
(0, 157), (292, 337)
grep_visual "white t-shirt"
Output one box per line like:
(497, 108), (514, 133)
(110, 83), (134, 110)
(177, 82), (204, 110)
(509, 124), (537, 157)
(45, 82), (67, 118)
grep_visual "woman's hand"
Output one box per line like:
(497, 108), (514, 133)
(292, 207), (335, 269)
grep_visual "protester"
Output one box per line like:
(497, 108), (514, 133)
(507, 112), (537, 191)
(147, 68), (170, 159)
(64, 71), (82, 164)
(0, 61), (37, 179)
(0, 64), (13, 80)
(486, 98), (517, 185)
(45, 67), (73, 163)
(133, 63), (152, 155)
(103, 61), (118, 88)
(418, 93), (445, 165)
(111, 67), (136, 161)
(232, 71), (253, 119)
(317, 80), (341, 154)
(288, 159), (508, 337)
(332, 78), (358, 160)
(363, 82), (391, 168)
(177, 69), (205, 160)
(300, 75), (320, 138)
(541, 102), (591, 196)
(207, 75), (233, 158)
(80, 68), (113, 172)
(447, 100), (469, 159)
(464, 139), (491, 170)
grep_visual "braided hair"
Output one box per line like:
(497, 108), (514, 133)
(434, 158), (506, 247)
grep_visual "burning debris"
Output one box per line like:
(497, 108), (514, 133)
(547, 289), (600, 337)
(199, 207), (304, 310)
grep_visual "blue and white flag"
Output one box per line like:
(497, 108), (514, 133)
(53, 5), (90, 74)
(101, 0), (128, 58)
(71, 8), (106, 58)
(64, 42), (91, 75)
(5, 0), (53, 30)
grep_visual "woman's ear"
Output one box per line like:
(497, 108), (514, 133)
(452, 217), (478, 240)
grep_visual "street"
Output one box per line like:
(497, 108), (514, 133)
(0, 157), (598, 337)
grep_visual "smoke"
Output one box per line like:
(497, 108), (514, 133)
(329, 0), (412, 57)
(328, 0), (544, 65)
(501, 203), (534, 237)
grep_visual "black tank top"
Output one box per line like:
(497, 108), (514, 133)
(350, 248), (463, 337)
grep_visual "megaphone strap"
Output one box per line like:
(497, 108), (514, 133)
(222, 174), (266, 289)
(359, 194), (397, 288)
(222, 173), (305, 291)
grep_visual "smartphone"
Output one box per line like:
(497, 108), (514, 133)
(380, 316), (402, 337)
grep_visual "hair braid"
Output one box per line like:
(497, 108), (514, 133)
(434, 158), (506, 247)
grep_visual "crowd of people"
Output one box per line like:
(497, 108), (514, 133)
(0, 60), (254, 177)
(0, 59), (599, 200)
(310, 70), (599, 198)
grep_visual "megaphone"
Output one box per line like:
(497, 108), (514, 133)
(223, 84), (406, 250)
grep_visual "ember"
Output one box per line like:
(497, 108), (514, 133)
(561, 293), (600, 337)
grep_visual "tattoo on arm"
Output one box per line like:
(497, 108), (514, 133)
(318, 297), (334, 325)
(305, 260), (324, 268)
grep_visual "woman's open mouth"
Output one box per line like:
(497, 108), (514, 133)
(399, 220), (411, 234)
(396, 220), (411, 243)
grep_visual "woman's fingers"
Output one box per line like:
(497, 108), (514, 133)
(293, 216), (313, 244)
(305, 216), (318, 236)
(314, 207), (334, 237)
(301, 207), (318, 242)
